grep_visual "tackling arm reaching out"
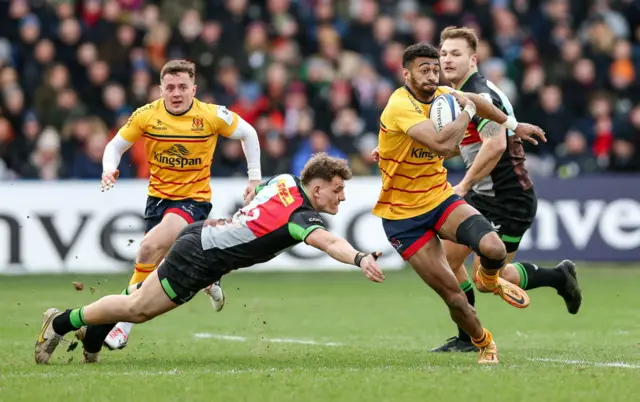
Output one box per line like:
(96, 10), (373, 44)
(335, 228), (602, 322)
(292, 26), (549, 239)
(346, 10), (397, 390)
(455, 91), (546, 146)
(305, 228), (385, 283)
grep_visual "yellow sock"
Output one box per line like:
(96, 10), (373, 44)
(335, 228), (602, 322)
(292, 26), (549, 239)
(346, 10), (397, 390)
(129, 263), (156, 286)
(472, 328), (493, 349)
(478, 267), (499, 289)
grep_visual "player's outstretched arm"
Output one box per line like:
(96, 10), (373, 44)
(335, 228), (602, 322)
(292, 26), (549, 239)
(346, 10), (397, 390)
(101, 133), (134, 192)
(454, 121), (506, 197)
(456, 92), (546, 146)
(406, 103), (475, 158)
(226, 116), (262, 203)
(305, 229), (385, 283)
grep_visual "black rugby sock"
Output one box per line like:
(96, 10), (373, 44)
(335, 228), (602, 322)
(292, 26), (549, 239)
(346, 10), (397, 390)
(457, 280), (475, 343)
(82, 324), (118, 353)
(52, 308), (85, 336)
(512, 262), (565, 291)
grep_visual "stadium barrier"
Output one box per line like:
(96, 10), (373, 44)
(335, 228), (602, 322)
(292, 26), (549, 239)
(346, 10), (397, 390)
(0, 175), (638, 274)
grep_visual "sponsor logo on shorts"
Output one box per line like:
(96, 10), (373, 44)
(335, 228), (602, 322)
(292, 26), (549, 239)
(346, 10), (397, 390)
(181, 205), (195, 217)
(390, 238), (402, 251)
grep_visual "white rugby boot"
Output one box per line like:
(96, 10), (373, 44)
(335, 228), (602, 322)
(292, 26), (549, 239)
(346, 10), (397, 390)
(203, 281), (225, 312)
(104, 322), (133, 350)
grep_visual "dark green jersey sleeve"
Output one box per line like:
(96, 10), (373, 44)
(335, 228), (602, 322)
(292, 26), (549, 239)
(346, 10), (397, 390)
(288, 209), (326, 242)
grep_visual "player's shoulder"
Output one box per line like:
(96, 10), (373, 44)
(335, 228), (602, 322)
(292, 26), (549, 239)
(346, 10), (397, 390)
(130, 100), (160, 121)
(436, 86), (455, 95)
(388, 86), (420, 104)
(460, 72), (490, 92)
(193, 98), (235, 126)
(384, 86), (419, 112)
(267, 173), (299, 188)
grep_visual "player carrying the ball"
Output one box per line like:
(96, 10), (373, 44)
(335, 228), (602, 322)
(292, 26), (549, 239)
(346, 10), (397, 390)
(99, 60), (262, 351)
(35, 154), (385, 365)
(429, 26), (582, 353)
(372, 42), (545, 364)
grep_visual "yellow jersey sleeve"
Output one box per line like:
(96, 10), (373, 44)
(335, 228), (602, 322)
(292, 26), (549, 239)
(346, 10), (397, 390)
(118, 104), (153, 142)
(203, 103), (239, 137)
(388, 94), (428, 134)
(438, 86), (454, 94)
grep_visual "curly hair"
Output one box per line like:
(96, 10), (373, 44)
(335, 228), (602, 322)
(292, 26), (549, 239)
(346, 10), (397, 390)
(300, 153), (352, 186)
(402, 42), (440, 68)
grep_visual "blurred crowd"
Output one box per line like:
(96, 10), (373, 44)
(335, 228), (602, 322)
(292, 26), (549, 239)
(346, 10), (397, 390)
(1, 0), (640, 182)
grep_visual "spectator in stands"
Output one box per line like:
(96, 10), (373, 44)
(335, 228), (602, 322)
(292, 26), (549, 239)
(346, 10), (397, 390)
(211, 138), (249, 178)
(556, 129), (599, 178)
(20, 126), (64, 180)
(0, 0), (639, 180)
(291, 129), (347, 176)
(261, 131), (292, 177)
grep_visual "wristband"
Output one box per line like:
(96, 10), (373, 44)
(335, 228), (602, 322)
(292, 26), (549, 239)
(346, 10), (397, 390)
(354, 252), (380, 267)
(463, 104), (476, 120)
(248, 168), (262, 181)
(502, 115), (518, 131)
(354, 252), (367, 267)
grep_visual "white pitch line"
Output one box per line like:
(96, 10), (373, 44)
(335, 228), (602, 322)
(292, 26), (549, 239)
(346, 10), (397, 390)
(193, 333), (343, 347)
(264, 338), (343, 347)
(193, 333), (247, 341)
(529, 358), (640, 369)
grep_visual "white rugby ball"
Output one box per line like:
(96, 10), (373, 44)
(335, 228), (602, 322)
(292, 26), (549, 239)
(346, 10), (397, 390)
(429, 93), (462, 132)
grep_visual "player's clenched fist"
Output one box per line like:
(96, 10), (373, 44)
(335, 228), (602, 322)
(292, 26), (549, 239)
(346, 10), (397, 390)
(371, 147), (380, 163)
(357, 251), (385, 283)
(101, 170), (120, 192)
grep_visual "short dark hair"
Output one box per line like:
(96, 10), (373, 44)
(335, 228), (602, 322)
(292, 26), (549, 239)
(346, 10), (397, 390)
(440, 26), (479, 52)
(402, 42), (440, 68)
(160, 60), (196, 82)
(300, 153), (352, 186)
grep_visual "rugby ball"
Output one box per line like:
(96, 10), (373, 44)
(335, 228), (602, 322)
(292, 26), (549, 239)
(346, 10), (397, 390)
(429, 93), (462, 132)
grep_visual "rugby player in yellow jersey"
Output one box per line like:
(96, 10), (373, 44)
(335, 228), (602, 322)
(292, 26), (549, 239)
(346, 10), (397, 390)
(98, 60), (262, 351)
(372, 43), (545, 364)
(430, 27), (582, 353)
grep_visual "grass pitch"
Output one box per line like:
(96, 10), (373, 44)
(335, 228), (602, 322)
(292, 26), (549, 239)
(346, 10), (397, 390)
(1, 265), (639, 401)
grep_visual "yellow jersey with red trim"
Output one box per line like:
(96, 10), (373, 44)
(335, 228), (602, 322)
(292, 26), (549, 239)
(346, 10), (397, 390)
(372, 86), (455, 220)
(118, 98), (239, 202)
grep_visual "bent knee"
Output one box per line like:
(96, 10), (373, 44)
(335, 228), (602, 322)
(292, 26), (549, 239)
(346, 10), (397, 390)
(138, 236), (171, 263)
(479, 233), (507, 261)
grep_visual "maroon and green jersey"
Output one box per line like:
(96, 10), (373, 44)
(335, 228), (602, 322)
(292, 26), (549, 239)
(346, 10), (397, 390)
(200, 174), (326, 269)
